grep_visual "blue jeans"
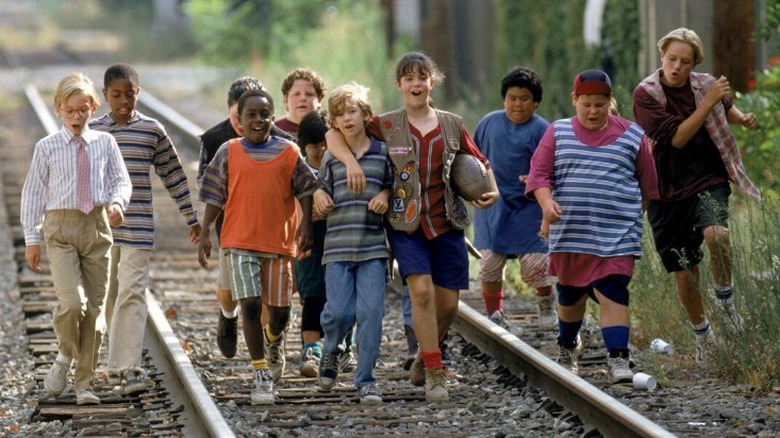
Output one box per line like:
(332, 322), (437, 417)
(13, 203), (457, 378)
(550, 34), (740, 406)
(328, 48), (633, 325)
(322, 259), (386, 387)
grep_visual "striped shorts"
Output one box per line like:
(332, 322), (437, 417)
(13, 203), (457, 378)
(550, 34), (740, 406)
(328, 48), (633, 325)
(226, 251), (293, 306)
(477, 249), (553, 288)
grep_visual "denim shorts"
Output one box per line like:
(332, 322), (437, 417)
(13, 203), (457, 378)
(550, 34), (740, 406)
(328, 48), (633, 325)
(387, 227), (469, 290)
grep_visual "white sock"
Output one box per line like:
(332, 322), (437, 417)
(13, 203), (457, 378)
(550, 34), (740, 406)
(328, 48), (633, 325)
(714, 283), (734, 300)
(221, 307), (237, 319)
(692, 319), (711, 336)
(56, 353), (73, 365)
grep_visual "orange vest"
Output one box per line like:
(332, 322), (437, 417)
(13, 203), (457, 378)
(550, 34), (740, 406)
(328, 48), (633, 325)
(221, 138), (299, 256)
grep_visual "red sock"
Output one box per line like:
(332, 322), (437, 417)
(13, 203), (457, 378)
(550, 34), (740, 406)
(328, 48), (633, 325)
(535, 286), (553, 297)
(482, 290), (503, 315)
(421, 349), (443, 370)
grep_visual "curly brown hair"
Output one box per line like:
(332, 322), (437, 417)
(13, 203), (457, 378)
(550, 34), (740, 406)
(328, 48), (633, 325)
(280, 67), (326, 100)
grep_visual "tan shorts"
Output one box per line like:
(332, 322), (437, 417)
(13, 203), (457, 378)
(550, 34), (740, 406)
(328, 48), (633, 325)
(226, 251), (293, 306)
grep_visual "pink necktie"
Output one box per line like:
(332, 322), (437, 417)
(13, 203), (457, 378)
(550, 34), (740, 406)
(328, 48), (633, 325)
(76, 137), (94, 214)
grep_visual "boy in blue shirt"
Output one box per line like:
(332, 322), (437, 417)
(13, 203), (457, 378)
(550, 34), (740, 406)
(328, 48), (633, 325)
(472, 67), (556, 333)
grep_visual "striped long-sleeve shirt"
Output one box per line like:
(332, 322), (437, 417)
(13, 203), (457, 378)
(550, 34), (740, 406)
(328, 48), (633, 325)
(90, 112), (199, 249)
(21, 126), (132, 246)
(318, 138), (393, 264)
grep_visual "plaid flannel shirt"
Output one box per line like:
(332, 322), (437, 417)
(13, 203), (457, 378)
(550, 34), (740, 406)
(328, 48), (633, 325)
(637, 69), (761, 202)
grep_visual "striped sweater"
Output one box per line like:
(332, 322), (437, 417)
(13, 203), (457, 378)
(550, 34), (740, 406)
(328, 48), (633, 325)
(318, 138), (393, 264)
(90, 111), (198, 249)
(549, 118), (644, 258)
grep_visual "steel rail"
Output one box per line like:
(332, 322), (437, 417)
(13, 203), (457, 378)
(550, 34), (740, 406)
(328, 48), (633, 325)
(452, 302), (675, 438)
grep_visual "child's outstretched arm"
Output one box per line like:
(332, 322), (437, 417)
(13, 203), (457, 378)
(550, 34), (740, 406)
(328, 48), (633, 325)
(727, 104), (758, 129)
(325, 128), (365, 193)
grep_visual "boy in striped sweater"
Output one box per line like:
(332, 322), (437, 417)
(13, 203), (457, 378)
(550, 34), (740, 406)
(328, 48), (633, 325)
(90, 63), (201, 396)
(313, 83), (393, 404)
(525, 70), (659, 384)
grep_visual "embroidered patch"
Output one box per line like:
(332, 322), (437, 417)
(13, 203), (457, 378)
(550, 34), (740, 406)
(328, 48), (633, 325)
(389, 146), (412, 155)
(404, 200), (418, 223)
(384, 119), (393, 130)
(393, 198), (405, 212)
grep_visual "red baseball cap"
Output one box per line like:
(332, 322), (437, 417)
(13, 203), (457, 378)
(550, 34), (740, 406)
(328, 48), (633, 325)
(573, 69), (612, 95)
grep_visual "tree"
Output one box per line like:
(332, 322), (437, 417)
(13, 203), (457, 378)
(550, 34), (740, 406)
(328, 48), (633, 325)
(712, 0), (754, 92)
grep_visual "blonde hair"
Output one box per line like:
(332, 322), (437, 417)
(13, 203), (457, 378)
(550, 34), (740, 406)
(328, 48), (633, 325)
(53, 72), (100, 112)
(657, 27), (705, 65)
(327, 82), (372, 127)
(609, 96), (620, 116)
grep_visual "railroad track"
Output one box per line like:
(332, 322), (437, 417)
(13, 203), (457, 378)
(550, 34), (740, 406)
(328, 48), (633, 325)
(4, 41), (771, 437)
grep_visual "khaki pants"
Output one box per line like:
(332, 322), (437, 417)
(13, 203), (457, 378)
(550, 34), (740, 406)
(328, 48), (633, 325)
(44, 208), (112, 391)
(105, 246), (151, 372)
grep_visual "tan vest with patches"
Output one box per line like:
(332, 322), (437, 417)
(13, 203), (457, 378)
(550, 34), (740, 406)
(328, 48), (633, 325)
(378, 108), (470, 232)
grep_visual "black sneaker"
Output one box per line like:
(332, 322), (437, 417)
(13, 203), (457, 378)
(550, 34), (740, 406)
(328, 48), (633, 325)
(318, 353), (339, 390)
(358, 382), (383, 404)
(217, 312), (238, 358)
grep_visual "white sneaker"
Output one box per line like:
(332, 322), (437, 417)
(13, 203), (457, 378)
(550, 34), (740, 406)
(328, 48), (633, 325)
(263, 329), (286, 383)
(695, 328), (716, 364)
(251, 369), (274, 405)
(607, 356), (634, 383)
(489, 310), (523, 337)
(44, 360), (70, 397)
(76, 389), (100, 405)
(715, 297), (745, 332)
(536, 294), (558, 329)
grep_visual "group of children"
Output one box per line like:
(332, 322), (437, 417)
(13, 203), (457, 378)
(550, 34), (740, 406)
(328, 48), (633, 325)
(24, 25), (758, 407)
